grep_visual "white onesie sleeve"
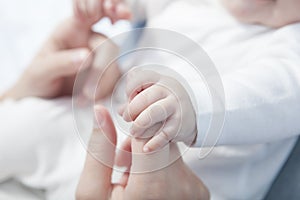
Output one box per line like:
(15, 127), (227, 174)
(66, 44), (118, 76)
(193, 25), (300, 147)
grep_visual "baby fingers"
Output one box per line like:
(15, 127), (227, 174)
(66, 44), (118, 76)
(142, 118), (180, 153)
(123, 85), (167, 122)
(130, 97), (175, 137)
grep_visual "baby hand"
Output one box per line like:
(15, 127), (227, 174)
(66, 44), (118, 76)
(73, 0), (131, 24)
(120, 69), (197, 152)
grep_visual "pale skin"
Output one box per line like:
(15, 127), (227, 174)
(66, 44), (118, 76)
(73, 0), (300, 152)
(222, 0), (300, 28)
(73, 0), (198, 152)
(0, 15), (210, 199)
(73, 0), (131, 24)
(75, 0), (300, 28)
(119, 69), (197, 153)
(2, 17), (120, 101)
(76, 105), (209, 200)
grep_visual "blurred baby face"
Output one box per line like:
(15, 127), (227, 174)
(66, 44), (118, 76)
(222, 0), (300, 27)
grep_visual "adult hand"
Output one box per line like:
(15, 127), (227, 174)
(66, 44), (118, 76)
(76, 105), (209, 200)
(4, 17), (120, 100)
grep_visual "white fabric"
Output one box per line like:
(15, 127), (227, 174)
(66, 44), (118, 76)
(0, 0), (129, 199)
(0, 98), (89, 200)
(1, 0), (300, 200)
(128, 0), (300, 199)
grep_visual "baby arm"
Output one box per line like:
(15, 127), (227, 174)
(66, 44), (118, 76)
(120, 69), (197, 152)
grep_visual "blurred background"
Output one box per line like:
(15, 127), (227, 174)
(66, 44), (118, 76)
(0, 0), (130, 94)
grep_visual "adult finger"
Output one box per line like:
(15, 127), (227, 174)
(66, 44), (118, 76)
(76, 105), (117, 200)
(83, 33), (120, 100)
(115, 137), (132, 169)
(40, 48), (92, 79)
(169, 143), (211, 200)
(130, 137), (169, 179)
(124, 137), (170, 200)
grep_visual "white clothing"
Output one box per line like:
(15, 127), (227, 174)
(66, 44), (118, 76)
(0, 0), (300, 199)
(125, 0), (300, 199)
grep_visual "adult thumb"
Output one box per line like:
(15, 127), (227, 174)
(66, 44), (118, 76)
(76, 105), (117, 200)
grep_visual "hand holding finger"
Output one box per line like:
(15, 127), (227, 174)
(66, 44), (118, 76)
(122, 84), (167, 122)
(130, 97), (175, 137)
